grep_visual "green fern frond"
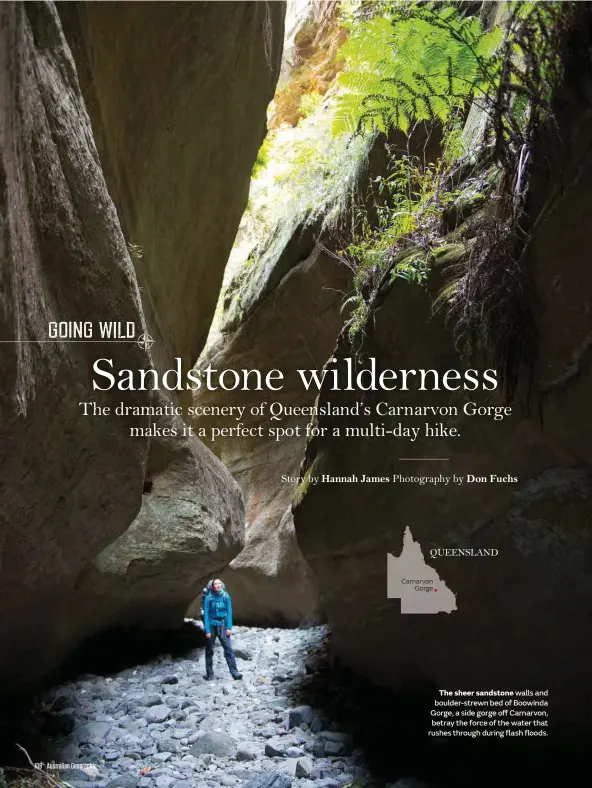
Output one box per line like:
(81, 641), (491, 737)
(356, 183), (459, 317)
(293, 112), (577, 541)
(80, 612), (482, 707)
(333, 4), (505, 138)
(340, 294), (360, 315)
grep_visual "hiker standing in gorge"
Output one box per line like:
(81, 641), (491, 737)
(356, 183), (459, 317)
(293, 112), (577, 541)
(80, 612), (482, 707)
(202, 578), (242, 680)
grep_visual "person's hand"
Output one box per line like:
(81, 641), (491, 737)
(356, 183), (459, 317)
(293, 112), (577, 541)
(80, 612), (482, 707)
(225, 629), (231, 637)
(205, 633), (211, 639)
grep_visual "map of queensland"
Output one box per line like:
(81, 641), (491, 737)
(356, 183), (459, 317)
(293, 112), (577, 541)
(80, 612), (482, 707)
(387, 527), (457, 614)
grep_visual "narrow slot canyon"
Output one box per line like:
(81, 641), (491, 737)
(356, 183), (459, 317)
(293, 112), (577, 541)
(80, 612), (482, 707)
(1, 2), (591, 788)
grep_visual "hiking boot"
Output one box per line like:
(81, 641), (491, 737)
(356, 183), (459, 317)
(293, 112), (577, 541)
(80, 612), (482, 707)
(232, 672), (243, 680)
(203, 673), (214, 681)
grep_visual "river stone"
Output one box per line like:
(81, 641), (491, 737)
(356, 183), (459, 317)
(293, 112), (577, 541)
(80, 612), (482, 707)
(154, 777), (174, 788)
(236, 744), (258, 761)
(157, 739), (180, 754)
(189, 732), (237, 758)
(144, 705), (171, 724)
(265, 741), (286, 757)
(287, 707), (313, 727)
(284, 747), (305, 758)
(277, 759), (298, 777)
(199, 715), (226, 732)
(272, 698), (289, 710)
(324, 741), (345, 756)
(171, 728), (192, 740)
(242, 773), (292, 788)
(51, 691), (82, 711)
(318, 731), (353, 744)
(105, 779), (137, 788)
(142, 695), (163, 708)
(295, 758), (313, 778)
(233, 646), (254, 660)
(65, 770), (90, 783)
(78, 722), (111, 744)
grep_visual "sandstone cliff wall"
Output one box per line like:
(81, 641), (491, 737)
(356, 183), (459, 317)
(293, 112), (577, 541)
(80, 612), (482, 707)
(0, 0), (284, 687)
(189, 246), (349, 625)
(59, 1), (286, 374)
(188, 0), (347, 625)
(0, 1), (151, 687)
(292, 11), (592, 724)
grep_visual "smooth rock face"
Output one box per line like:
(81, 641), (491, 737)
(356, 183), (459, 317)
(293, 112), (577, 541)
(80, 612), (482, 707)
(187, 33), (442, 626)
(293, 89), (592, 725)
(293, 283), (592, 722)
(75, 398), (245, 631)
(0, 1), (151, 688)
(189, 247), (349, 625)
(185, 0), (351, 627)
(290, 11), (592, 726)
(220, 502), (320, 629)
(59, 1), (286, 372)
(1, 0), (280, 687)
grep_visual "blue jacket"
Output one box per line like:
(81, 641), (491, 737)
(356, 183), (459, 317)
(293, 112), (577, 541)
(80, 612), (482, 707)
(203, 589), (233, 634)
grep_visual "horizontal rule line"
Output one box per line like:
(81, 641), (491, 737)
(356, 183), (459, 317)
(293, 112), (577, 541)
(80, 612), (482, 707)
(0, 340), (137, 343)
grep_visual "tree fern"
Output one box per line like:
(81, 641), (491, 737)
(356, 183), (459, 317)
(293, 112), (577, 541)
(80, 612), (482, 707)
(333, 2), (504, 137)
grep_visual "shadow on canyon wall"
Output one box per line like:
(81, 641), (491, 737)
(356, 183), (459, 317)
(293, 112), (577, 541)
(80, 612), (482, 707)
(293, 636), (588, 787)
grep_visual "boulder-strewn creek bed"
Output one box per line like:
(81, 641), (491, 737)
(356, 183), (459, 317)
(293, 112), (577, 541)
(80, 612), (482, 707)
(21, 625), (384, 788)
(6, 623), (583, 788)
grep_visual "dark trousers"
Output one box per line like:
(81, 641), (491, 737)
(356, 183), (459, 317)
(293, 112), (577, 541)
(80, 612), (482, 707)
(205, 624), (238, 676)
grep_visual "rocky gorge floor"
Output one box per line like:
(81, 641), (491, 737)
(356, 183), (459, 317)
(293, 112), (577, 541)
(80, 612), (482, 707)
(23, 624), (408, 788)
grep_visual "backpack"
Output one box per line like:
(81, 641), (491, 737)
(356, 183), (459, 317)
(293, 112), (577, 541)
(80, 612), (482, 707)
(200, 579), (226, 616)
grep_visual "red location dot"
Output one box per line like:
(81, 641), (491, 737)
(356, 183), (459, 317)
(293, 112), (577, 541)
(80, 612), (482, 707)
(434, 589), (438, 592)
